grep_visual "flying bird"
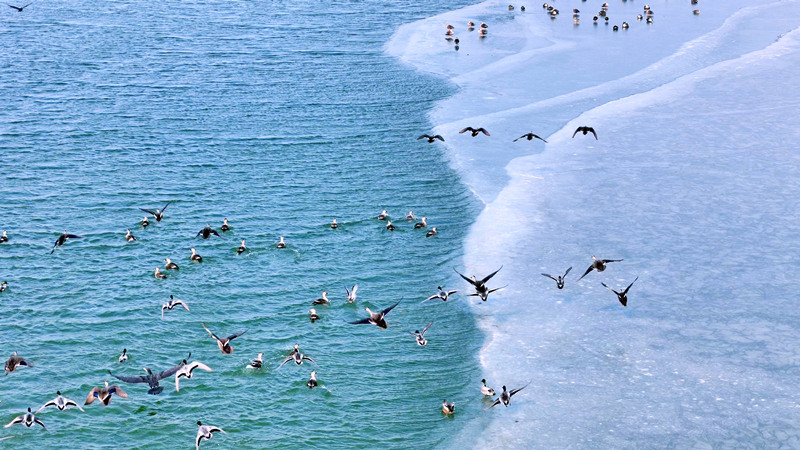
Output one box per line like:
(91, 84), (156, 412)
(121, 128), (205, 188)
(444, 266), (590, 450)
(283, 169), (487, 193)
(6, 3), (32, 12)
(202, 323), (246, 354)
(491, 384), (529, 407)
(409, 321), (433, 346)
(196, 421), (226, 450)
(108, 357), (188, 395)
(37, 391), (85, 413)
(162, 295), (189, 319)
(572, 126), (597, 139)
(277, 344), (316, 368)
(541, 267), (572, 289)
(5, 352), (30, 375)
(454, 266), (505, 301)
(601, 276), (638, 307)
(85, 381), (127, 406)
(345, 284), (358, 303)
(195, 225), (221, 239)
(577, 256), (623, 280)
(139, 202), (170, 222)
(459, 127), (490, 137)
(4, 408), (45, 430)
(175, 361), (213, 392)
(417, 134), (445, 143)
(514, 132), (547, 143)
(422, 286), (457, 303)
(349, 301), (400, 329)
(50, 231), (82, 254)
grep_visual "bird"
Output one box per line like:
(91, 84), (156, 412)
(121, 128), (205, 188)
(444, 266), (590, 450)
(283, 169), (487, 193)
(541, 267), (572, 289)
(481, 379), (496, 396)
(406, 211), (415, 221)
(307, 371), (318, 389)
(601, 276), (638, 307)
(108, 357), (188, 395)
(220, 218), (230, 232)
(693, 9), (700, 15)
(514, 132), (547, 143)
(175, 361), (212, 392)
(85, 381), (128, 406)
(377, 210), (388, 220)
(202, 323), (246, 354)
(0, 230), (8, 243)
(125, 229), (136, 242)
(312, 291), (329, 305)
(119, 349), (128, 363)
(454, 266), (505, 301)
(50, 231), (82, 254)
(196, 225), (221, 239)
(190, 248), (202, 262)
(422, 286), (458, 303)
(165, 258), (179, 270)
(309, 308), (320, 322)
(0, 281), (7, 292)
(277, 344), (316, 368)
(459, 126), (490, 137)
(345, 284), (358, 303)
(622, 21), (629, 29)
(141, 216), (150, 228)
(247, 353), (263, 369)
(409, 321), (433, 346)
(577, 256), (623, 280)
(276, 236), (286, 248)
(442, 400), (455, 415)
(162, 295), (189, 319)
(386, 221), (395, 231)
(237, 240), (247, 254)
(139, 202), (170, 222)
(426, 227), (437, 237)
(572, 126), (598, 139)
(4, 408), (45, 430)
(37, 391), (85, 413)
(154, 267), (167, 279)
(4, 352), (30, 375)
(417, 134), (445, 143)
(196, 421), (226, 450)
(414, 217), (427, 228)
(491, 384), (528, 407)
(330, 219), (338, 229)
(349, 301), (400, 329)
(6, 3), (31, 12)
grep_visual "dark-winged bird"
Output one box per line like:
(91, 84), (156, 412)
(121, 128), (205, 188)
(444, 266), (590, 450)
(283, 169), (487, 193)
(51, 231), (82, 253)
(491, 384), (528, 407)
(541, 267), (572, 289)
(601, 276), (638, 306)
(195, 225), (221, 239)
(454, 266), (505, 301)
(202, 323), (246, 354)
(6, 3), (32, 12)
(577, 256), (623, 280)
(572, 126), (597, 139)
(514, 132), (547, 143)
(459, 127), (490, 137)
(417, 134), (445, 143)
(107, 356), (188, 395)
(349, 301), (400, 329)
(140, 202), (171, 222)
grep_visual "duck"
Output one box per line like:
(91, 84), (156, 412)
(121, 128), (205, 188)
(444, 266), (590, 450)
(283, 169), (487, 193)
(307, 371), (318, 389)
(202, 323), (247, 354)
(162, 295), (190, 319)
(277, 344), (316, 368)
(405, 211), (415, 220)
(637, 14), (643, 20)
(417, 134), (444, 143)
(237, 240), (247, 254)
(480, 22), (488, 29)
(646, 16), (653, 23)
(125, 229), (136, 242)
(0, 281), (7, 292)
(119, 349), (128, 363)
(154, 267), (167, 279)
(4, 408), (45, 430)
(85, 381), (128, 406)
(247, 353), (263, 369)
(276, 236), (286, 248)
(312, 291), (329, 306)
(220, 218), (230, 232)
(348, 302), (400, 329)
(601, 276), (639, 307)
(0, 230), (8, 243)
(409, 321), (433, 346)
(442, 400), (455, 415)
(414, 217), (427, 228)
(386, 221), (395, 231)
(514, 132), (547, 143)
(577, 256), (623, 280)
(541, 267), (572, 289)
(422, 286), (458, 303)
(108, 358), (188, 395)
(491, 384), (529, 407)
(37, 391), (85, 413)
(426, 227), (437, 237)
(481, 379), (496, 396)
(139, 202), (170, 222)
(345, 284), (358, 303)
(5, 352), (30, 375)
(622, 22), (629, 29)
(377, 209), (388, 220)
(693, 9), (700, 15)
(613, 25), (618, 31)
(330, 219), (338, 229)
(50, 231), (82, 254)
(142, 216), (150, 227)
(454, 266), (505, 301)
(459, 126), (490, 137)
(196, 421), (226, 450)
(572, 126), (598, 139)
(165, 258), (179, 270)
(309, 308), (320, 322)
(196, 225), (221, 239)
(6, 3), (33, 13)
(190, 248), (202, 262)
(175, 361), (213, 392)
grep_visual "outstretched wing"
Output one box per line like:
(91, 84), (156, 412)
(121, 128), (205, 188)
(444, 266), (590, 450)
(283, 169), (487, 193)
(541, 273), (557, 282)
(623, 276), (639, 295)
(139, 208), (157, 216)
(588, 127), (598, 140)
(108, 385), (128, 398)
(161, 202), (171, 212)
(577, 265), (594, 281)
(108, 370), (148, 384)
(226, 330), (247, 342)
(302, 355), (316, 364)
(276, 355), (293, 369)
(349, 317), (373, 325)
(189, 362), (212, 373)
(195, 230), (204, 238)
(422, 294), (439, 303)
(202, 323), (221, 343)
(458, 127), (472, 134)
(480, 266), (503, 284)
(85, 388), (99, 405)
(453, 268), (477, 287)
(513, 135), (525, 142)
(417, 135), (430, 140)
(572, 128), (580, 138)
(487, 284), (507, 294)
(490, 398), (502, 408)
(477, 128), (490, 136)
(65, 234), (82, 239)
(600, 282), (620, 295)
(34, 418), (46, 430)
(421, 321), (433, 336)
(64, 399), (84, 412)
(533, 134), (547, 143)
(36, 399), (56, 413)
(380, 301), (400, 316)
(433, 135), (445, 141)
(509, 383), (529, 397)
(3, 416), (22, 428)
(157, 361), (186, 380)
(601, 258), (623, 264)
(563, 267), (572, 277)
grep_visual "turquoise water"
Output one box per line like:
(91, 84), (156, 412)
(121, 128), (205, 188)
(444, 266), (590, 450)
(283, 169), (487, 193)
(0, 0), (484, 447)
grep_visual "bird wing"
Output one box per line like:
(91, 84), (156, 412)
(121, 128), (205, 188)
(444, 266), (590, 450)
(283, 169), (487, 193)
(422, 294), (439, 302)
(36, 399), (56, 413)
(85, 388), (99, 405)
(380, 301), (400, 316)
(17, 358), (30, 367)
(189, 361), (212, 373)
(139, 208), (157, 216)
(623, 276), (639, 295)
(108, 385), (127, 398)
(417, 135), (430, 140)
(202, 323), (221, 343)
(477, 128), (490, 136)
(211, 229), (220, 237)
(601, 258), (623, 263)
(108, 370), (148, 384)
(572, 128), (580, 138)
(488, 285), (508, 294)
(302, 355), (316, 364)
(564, 267), (573, 277)
(157, 361), (186, 380)
(534, 134), (547, 143)
(480, 266), (503, 284)
(349, 317), (373, 325)
(352, 285), (358, 295)
(208, 426), (225, 434)
(577, 265), (594, 281)
(195, 230), (204, 238)
(600, 282), (620, 295)
(434, 135), (445, 141)
(34, 417), (46, 430)
(509, 383), (529, 397)
(453, 268), (477, 287)
(64, 399), (84, 412)
(458, 127), (472, 134)
(490, 398), (502, 408)
(513, 135), (525, 142)
(161, 202), (171, 212)
(588, 128), (598, 139)
(421, 321), (434, 336)
(176, 300), (190, 311)
(541, 273), (557, 282)
(3, 416), (22, 428)
(225, 330), (247, 342)
(65, 234), (81, 239)
(447, 290), (458, 295)
(196, 429), (203, 449)
(277, 355), (292, 368)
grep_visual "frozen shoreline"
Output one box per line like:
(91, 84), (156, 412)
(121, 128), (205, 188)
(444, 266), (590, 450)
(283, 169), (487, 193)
(388, 0), (800, 447)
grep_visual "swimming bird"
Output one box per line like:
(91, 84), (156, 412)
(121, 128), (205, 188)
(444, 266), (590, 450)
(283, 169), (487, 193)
(414, 217), (427, 228)
(480, 22), (488, 29)
(406, 211), (415, 221)
(0, 281), (7, 292)
(276, 236), (286, 248)
(491, 384), (528, 407)
(85, 381), (128, 406)
(141, 216), (150, 228)
(386, 221), (395, 231)
(442, 400), (455, 415)
(693, 9), (700, 15)
(165, 258), (179, 270)
(601, 276), (638, 307)
(247, 353), (263, 369)
(349, 301), (400, 329)
(5, 352), (30, 375)
(541, 267), (572, 289)
(162, 295), (189, 319)
(277, 344), (316, 368)
(196, 225), (220, 239)
(454, 266), (504, 301)
(330, 219), (338, 229)
(175, 361), (212, 392)
(622, 21), (629, 29)
(6, 3), (31, 12)
(481, 379), (496, 396)
(309, 308), (320, 322)
(190, 248), (202, 262)
(108, 357), (187, 395)
(220, 218), (230, 232)
(202, 323), (246, 354)
(119, 349), (128, 363)
(514, 132), (547, 143)
(572, 126), (597, 139)
(154, 267), (167, 279)
(345, 284), (358, 303)
(140, 202), (170, 222)
(459, 127), (490, 137)
(577, 256), (623, 280)
(125, 229), (136, 242)
(422, 286), (458, 303)
(426, 227), (437, 237)
(4, 409), (45, 430)
(312, 291), (329, 305)
(50, 231), (82, 254)
(196, 421), (226, 450)
(409, 321), (433, 346)
(237, 240), (247, 254)
(37, 391), (85, 413)
(377, 210), (388, 220)
(0, 231), (8, 243)
(417, 134), (445, 143)
(307, 371), (318, 389)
